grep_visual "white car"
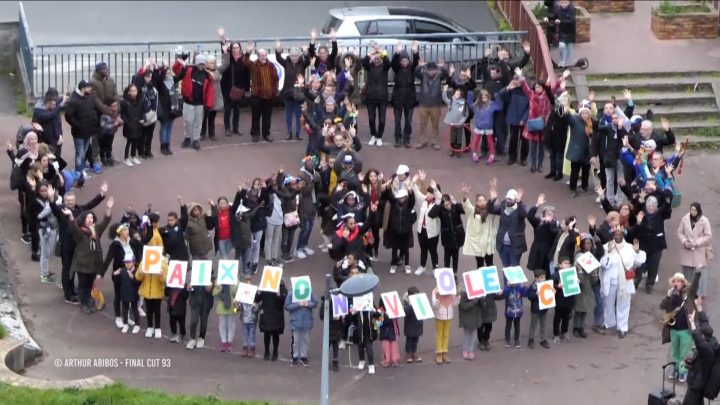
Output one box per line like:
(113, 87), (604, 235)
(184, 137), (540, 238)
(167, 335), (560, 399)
(322, 6), (494, 66)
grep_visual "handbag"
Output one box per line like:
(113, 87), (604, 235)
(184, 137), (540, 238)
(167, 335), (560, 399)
(613, 242), (636, 280)
(283, 211), (300, 228)
(661, 324), (671, 344)
(229, 60), (245, 101)
(91, 286), (106, 311)
(527, 117), (545, 132)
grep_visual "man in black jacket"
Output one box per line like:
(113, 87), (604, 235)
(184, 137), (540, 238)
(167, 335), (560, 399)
(634, 192), (672, 294)
(65, 80), (101, 178)
(50, 181), (107, 304)
(362, 46), (391, 147)
(592, 111), (626, 207)
(488, 185), (527, 269)
(685, 299), (717, 405)
(391, 42), (419, 148)
(160, 208), (189, 262)
(276, 41), (310, 141)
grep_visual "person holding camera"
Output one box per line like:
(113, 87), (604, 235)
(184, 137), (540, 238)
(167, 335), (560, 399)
(172, 53), (214, 151)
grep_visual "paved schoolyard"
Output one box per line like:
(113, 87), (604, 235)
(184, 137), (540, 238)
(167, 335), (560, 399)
(0, 107), (717, 404)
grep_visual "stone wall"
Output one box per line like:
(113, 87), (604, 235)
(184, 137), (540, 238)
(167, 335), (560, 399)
(575, 0), (634, 13)
(0, 22), (19, 71)
(651, 10), (719, 40)
(576, 7), (591, 43)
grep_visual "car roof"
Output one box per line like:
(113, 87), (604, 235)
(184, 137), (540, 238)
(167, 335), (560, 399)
(329, 6), (470, 32)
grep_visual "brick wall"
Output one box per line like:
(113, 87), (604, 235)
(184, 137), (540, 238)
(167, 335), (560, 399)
(575, 0), (634, 13)
(576, 7), (591, 43)
(651, 11), (719, 40)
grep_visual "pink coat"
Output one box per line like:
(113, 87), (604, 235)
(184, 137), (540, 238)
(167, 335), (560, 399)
(519, 79), (551, 142)
(677, 213), (712, 268)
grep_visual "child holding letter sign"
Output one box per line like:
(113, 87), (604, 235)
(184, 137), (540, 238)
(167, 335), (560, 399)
(238, 276), (259, 358)
(503, 279), (527, 348)
(377, 299), (400, 367)
(527, 270), (551, 349)
(573, 233), (603, 338)
(136, 253), (168, 339)
(285, 281), (317, 367)
(319, 294), (346, 372)
(552, 257), (575, 344)
(402, 287), (424, 363)
(432, 287), (459, 364)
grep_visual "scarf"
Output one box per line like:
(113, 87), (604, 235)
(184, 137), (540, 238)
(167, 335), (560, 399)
(81, 224), (97, 250)
(583, 115), (593, 137)
(504, 204), (517, 216)
(221, 285), (232, 311)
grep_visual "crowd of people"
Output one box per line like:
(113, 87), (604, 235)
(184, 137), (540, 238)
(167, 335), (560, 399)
(5, 20), (717, 403)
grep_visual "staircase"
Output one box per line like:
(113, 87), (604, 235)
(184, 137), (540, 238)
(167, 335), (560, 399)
(569, 72), (720, 148)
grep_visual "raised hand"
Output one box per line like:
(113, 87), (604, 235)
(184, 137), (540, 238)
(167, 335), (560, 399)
(177, 195), (184, 206)
(522, 40), (531, 53)
(665, 163), (675, 175)
(661, 117), (670, 132)
(275, 39), (282, 51)
(460, 183), (471, 195)
(296, 73), (305, 86)
(588, 90), (596, 103)
(5, 140), (13, 152)
(106, 196), (114, 209)
(418, 169), (427, 182)
(100, 181), (109, 196)
(514, 67), (522, 78)
(47, 184), (56, 200)
(562, 69), (571, 79)
(411, 41), (418, 54)
(448, 64), (455, 77)
(246, 42), (254, 53)
(588, 214), (596, 227)
(594, 185), (605, 197)
(437, 58), (445, 67)
(208, 198), (216, 207)
(484, 47), (492, 57)
(430, 178), (437, 189)
(636, 211), (645, 224)
(536, 193), (545, 206)
(395, 41), (404, 54)
(217, 26), (225, 39)
(310, 28), (317, 42)
(516, 188), (523, 202)
(623, 88), (632, 101)
(622, 135), (629, 148)
(330, 28), (336, 41)
(278, 164), (285, 174)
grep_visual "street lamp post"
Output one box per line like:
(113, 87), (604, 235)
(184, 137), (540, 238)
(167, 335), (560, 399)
(320, 273), (379, 405)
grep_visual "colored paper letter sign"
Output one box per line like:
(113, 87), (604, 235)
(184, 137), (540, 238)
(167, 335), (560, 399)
(434, 268), (456, 295)
(190, 260), (212, 286)
(463, 270), (485, 299)
(166, 261), (187, 288)
(409, 293), (434, 320)
(576, 252), (600, 273)
(331, 294), (348, 317)
(352, 293), (374, 312)
(142, 246), (163, 274)
(538, 280), (556, 310)
(480, 266), (502, 294)
(259, 266), (283, 293)
(381, 291), (406, 319)
(217, 260), (239, 285)
(559, 267), (581, 297)
(291, 276), (312, 302)
(503, 266), (528, 285)
(234, 282), (258, 305)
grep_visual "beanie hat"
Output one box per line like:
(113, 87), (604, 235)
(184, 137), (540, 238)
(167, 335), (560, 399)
(325, 95), (336, 105)
(77, 80), (92, 90)
(399, 51), (410, 61)
(95, 62), (107, 72)
(195, 54), (207, 65)
(506, 189), (518, 200)
(533, 269), (546, 278)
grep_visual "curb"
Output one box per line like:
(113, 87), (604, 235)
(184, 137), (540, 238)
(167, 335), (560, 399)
(0, 337), (113, 389)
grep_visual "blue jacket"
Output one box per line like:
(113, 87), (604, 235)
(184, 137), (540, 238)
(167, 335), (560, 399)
(284, 292), (318, 331)
(500, 87), (529, 126)
(468, 91), (502, 130)
(503, 285), (527, 319)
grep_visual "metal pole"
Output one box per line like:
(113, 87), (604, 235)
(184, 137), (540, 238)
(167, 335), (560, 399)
(320, 273), (331, 405)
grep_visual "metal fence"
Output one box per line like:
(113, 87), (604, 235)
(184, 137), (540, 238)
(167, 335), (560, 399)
(497, 0), (556, 85)
(18, 2), (33, 93)
(30, 31), (527, 97)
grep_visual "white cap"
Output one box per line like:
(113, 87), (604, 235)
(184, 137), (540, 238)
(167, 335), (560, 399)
(123, 253), (135, 263)
(395, 189), (408, 199)
(641, 139), (657, 151)
(506, 189), (517, 200)
(396, 164), (409, 175)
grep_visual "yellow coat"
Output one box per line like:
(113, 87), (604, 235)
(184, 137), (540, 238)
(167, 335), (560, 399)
(136, 257), (168, 299)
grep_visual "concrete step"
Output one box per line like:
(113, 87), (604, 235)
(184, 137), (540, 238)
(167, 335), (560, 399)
(591, 91), (717, 107)
(671, 121), (720, 138)
(637, 105), (719, 121)
(571, 79), (715, 94)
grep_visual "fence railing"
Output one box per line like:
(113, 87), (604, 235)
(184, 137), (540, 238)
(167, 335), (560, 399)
(31, 31), (527, 97)
(496, 0), (556, 84)
(18, 2), (34, 93)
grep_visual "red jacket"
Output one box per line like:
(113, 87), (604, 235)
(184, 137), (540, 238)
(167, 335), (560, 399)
(172, 61), (214, 109)
(520, 79), (551, 142)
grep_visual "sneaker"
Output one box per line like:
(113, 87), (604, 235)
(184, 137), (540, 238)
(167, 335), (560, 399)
(405, 265), (411, 275)
(64, 296), (80, 305)
(283, 256), (295, 264)
(358, 360), (366, 370)
(186, 339), (197, 350)
(21, 233), (31, 244)
(132, 325), (141, 334)
(472, 153), (479, 163)
(296, 250), (306, 259)
(154, 328), (162, 339)
(82, 169), (91, 180)
(115, 317), (124, 328)
(504, 341), (511, 348)
(303, 247), (315, 256)
(515, 340), (521, 348)
(369, 136), (377, 146)
(561, 334), (570, 343)
(376, 139), (383, 147)
(390, 266), (397, 274)
(678, 373), (687, 383)
(81, 305), (93, 315)
(300, 358), (310, 367)
(368, 365), (375, 375)
(40, 274), (55, 283)
(92, 163), (103, 174)
(192, 141), (201, 151)
(124, 159), (134, 167)
(553, 336), (561, 344)
(487, 155), (495, 165)
(170, 334), (180, 343)
(668, 371), (677, 381)
(181, 138), (191, 148)
(122, 325), (129, 334)
(128, 318), (136, 326)
(332, 360), (340, 372)
(540, 340), (550, 349)
(290, 358), (298, 367)
(414, 266), (426, 276)
(131, 157), (142, 165)
(527, 339), (535, 349)
(197, 338), (205, 348)
(145, 328), (154, 338)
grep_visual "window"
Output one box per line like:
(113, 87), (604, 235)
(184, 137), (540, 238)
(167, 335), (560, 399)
(322, 16), (342, 34)
(365, 20), (410, 36)
(354, 21), (370, 35)
(413, 20), (455, 42)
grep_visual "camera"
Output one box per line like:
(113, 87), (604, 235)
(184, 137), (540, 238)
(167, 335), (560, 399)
(175, 50), (191, 61)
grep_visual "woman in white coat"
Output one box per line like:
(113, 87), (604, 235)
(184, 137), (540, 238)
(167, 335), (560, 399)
(460, 181), (499, 268)
(600, 226), (646, 338)
(411, 170), (443, 276)
(677, 202), (713, 298)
